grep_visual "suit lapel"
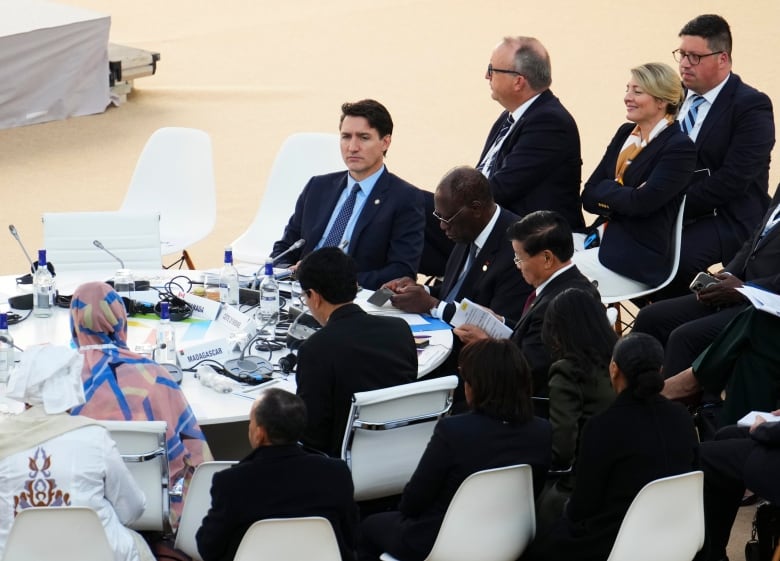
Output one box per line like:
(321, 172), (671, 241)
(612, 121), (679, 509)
(695, 74), (738, 147)
(621, 126), (671, 186)
(439, 244), (469, 297)
(350, 169), (389, 246)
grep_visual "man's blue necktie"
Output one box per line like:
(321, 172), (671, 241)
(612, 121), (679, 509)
(323, 184), (361, 248)
(680, 95), (705, 136)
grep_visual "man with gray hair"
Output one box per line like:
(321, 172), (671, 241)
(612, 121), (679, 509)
(478, 36), (584, 231)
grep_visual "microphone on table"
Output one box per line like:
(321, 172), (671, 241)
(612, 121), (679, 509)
(93, 239), (125, 269)
(251, 239), (305, 289)
(0, 335), (23, 352)
(9, 224), (55, 283)
(223, 312), (278, 375)
(286, 306), (318, 351)
(9, 225), (34, 272)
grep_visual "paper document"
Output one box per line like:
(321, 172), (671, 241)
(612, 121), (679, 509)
(737, 410), (780, 427)
(449, 298), (512, 339)
(736, 285), (780, 318)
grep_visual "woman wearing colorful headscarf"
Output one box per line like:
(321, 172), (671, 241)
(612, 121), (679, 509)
(69, 281), (212, 527)
(0, 345), (154, 561)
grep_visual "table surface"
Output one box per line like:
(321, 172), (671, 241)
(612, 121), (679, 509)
(0, 269), (452, 425)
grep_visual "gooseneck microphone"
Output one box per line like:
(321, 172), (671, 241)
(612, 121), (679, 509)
(271, 238), (305, 265)
(0, 335), (23, 352)
(9, 224), (35, 271)
(223, 313), (279, 374)
(93, 239), (125, 269)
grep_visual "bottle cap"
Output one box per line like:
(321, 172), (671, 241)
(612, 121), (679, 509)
(264, 258), (274, 275)
(224, 248), (233, 264)
(38, 249), (47, 266)
(0, 313), (7, 330)
(159, 301), (171, 320)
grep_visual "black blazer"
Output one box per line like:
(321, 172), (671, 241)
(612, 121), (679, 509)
(390, 412), (551, 561)
(479, 90), (585, 230)
(542, 392), (699, 561)
(196, 444), (358, 561)
(272, 169), (425, 289)
(582, 123), (696, 285)
(433, 207), (530, 323)
(511, 266), (599, 396)
(745, 421), (780, 504)
(684, 73), (775, 263)
(296, 303), (417, 456)
(724, 202), (780, 293)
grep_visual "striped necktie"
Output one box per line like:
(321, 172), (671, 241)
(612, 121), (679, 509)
(323, 184), (361, 248)
(680, 95), (705, 136)
(477, 114), (515, 174)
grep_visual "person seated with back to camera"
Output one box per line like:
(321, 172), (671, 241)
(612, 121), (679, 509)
(524, 333), (699, 561)
(294, 247), (417, 457)
(572, 62), (695, 295)
(0, 345), (154, 561)
(197, 389), (358, 561)
(358, 339), (552, 561)
(535, 287), (618, 534)
(68, 281), (212, 528)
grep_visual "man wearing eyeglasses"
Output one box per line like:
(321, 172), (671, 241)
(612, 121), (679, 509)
(656, 14), (775, 299)
(478, 36), (584, 232)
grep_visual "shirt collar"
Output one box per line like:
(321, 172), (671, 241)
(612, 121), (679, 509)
(472, 205), (501, 255)
(687, 72), (730, 105)
(536, 262), (574, 296)
(347, 165), (385, 195)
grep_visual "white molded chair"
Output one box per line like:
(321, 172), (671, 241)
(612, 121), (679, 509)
(100, 420), (170, 534)
(233, 516), (342, 561)
(42, 210), (162, 272)
(231, 132), (344, 264)
(121, 127), (216, 268)
(380, 464), (536, 561)
(173, 461), (237, 561)
(342, 376), (458, 501)
(3, 506), (114, 561)
(606, 471), (704, 561)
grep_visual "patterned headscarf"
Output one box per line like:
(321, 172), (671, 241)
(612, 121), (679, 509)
(69, 281), (212, 526)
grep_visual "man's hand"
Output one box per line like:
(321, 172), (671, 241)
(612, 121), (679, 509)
(697, 273), (746, 307)
(382, 277), (417, 292)
(453, 324), (490, 345)
(389, 284), (438, 314)
(750, 409), (780, 433)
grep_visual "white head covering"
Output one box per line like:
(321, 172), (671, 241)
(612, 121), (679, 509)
(6, 345), (85, 414)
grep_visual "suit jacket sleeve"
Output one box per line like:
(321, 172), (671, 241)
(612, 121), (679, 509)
(357, 186), (425, 289)
(685, 87), (775, 217)
(196, 470), (233, 561)
(296, 337), (335, 453)
(520, 308), (550, 392)
(583, 125), (696, 218)
(751, 419), (780, 446)
(565, 415), (609, 522)
(489, 109), (578, 210)
(271, 178), (313, 263)
(398, 421), (452, 517)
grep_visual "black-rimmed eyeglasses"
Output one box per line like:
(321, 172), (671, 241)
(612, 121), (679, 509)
(487, 63), (523, 78)
(432, 206), (467, 225)
(672, 49), (724, 65)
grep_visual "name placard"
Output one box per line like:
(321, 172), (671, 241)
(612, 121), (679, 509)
(177, 337), (231, 369)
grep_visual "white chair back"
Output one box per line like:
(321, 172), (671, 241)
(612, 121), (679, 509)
(42, 210), (161, 272)
(231, 132), (345, 264)
(121, 127), (216, 257)
(3, 506), (114, 561)
(100, 420), (170, 533)
(342, 376), (457, 501)
(233, 516), (342, 561)
(606, 470), (704, 561)
(380, 464), (536, 561)
(174, 461), (236, 561)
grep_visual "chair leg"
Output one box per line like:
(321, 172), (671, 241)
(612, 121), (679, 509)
(163, 250), (196, 270)
(182, 249), (196, 269)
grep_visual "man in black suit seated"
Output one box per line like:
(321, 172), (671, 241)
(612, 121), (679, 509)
(295, 247), (417, 457)
(271, 99), (425, 289)
(478, 36), (584, 232)
(197, 389), (358, 561)
(657, 14), (775, 299)
(696, 413), (780, 561)
(455, 211), (600, 396)
(385, 166), (530, 324)
(634, 189), (780, 379)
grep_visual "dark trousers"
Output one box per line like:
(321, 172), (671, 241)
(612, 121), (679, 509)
(632, 294), (747, 377)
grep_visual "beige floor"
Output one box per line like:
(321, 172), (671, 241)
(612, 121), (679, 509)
(1, 0), (778, 276)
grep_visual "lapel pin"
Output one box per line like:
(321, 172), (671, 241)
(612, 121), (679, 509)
(374, 199), (380, 205)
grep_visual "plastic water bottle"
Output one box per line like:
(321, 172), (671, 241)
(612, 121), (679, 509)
(0, 313), (13, 383)
(155, 302), (177, 364)
(258, 259), (279, 327)
(219, 247), (239, 306)
(33, 249), (55, 318)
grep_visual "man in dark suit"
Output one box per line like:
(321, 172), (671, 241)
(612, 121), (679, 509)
(385, 166), (530, 324)
(478, 36), (584, 231)
(697, 414), (780, 561)
(272, 99), (425, 290)
(658, 14), (775, 298)
(455, 211), (600, 395)
(295, 247), (417, 457)
(197, 389), (358, 561)
(634, 191), (780, 378)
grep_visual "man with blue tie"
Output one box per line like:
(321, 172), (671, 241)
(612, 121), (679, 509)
(272, 99), (424, 289)
(478, 36), (584, 231)
(656, 14), (775, 298)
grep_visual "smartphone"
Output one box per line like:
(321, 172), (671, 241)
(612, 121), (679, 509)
(367, 287), (394, 307)
(689, 272), (719, 292)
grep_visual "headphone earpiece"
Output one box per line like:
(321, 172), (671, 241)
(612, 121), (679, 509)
(279, 352), (297, 374)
